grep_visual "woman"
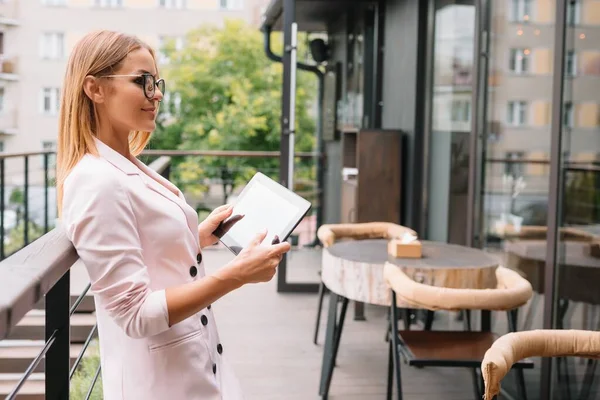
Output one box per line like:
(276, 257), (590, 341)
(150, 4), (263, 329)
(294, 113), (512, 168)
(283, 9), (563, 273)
(57, 30), (290, 400)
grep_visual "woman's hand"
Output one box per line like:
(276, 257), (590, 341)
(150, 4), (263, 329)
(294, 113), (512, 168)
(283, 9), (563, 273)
(225, 230), (291, 284)
(197, 204), (234, 248)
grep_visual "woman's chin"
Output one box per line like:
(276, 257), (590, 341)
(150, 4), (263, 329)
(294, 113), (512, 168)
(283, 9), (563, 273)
(135, 122), (156, 132)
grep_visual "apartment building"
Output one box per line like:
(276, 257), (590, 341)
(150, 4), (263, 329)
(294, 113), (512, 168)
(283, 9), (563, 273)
(0, 0), (268, 187)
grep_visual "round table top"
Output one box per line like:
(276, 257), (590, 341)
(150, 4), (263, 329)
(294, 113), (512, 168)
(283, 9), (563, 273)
(327, 239), (499, 270)
(505, 240), (600, 269)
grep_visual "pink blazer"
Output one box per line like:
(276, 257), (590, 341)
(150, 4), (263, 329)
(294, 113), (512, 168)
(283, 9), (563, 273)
(62, 138), (243, 400)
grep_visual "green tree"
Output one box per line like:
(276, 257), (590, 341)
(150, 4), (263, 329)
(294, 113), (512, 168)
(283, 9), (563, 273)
(70, 340), (103, 400)
(9, 187), (24, 226)
(151, 19), (317, 203)
(5, 221), (45, 255)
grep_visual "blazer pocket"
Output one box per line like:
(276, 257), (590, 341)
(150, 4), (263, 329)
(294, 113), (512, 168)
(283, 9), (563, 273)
(148, 329), (203, 353)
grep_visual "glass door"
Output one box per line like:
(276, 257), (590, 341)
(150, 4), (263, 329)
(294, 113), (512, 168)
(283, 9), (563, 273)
(425, 0), (476, 245)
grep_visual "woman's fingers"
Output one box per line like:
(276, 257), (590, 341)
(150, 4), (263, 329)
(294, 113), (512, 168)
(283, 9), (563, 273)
(250, 229), (268, 247)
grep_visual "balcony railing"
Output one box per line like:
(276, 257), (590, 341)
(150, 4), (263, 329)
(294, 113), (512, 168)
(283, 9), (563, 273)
(484, 157), (600, 240)
(0, 56), (18, 79)
(0, 0), (19, 26)
(0, 108), (18, 134)
(0, 148), (323, 398)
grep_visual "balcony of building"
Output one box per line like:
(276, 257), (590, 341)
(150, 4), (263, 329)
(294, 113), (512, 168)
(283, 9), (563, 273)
(0, 56), (18, 81)
(0, 0), (19, 27)
(0, 109), (18, 135)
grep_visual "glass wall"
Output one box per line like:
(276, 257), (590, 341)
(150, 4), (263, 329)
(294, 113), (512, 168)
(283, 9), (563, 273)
(474, 0), (599, 398)
(553, 0), (600, 397)
(426, 0), (476, 245)
(479, 0), (556, 398)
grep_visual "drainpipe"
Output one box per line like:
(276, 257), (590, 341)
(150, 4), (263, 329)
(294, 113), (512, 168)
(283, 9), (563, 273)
(263, 25), (325, 246)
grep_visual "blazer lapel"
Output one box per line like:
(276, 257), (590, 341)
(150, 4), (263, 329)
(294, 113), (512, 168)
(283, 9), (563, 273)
(94, 138), (199, 245)
(130, 157), (200, 242)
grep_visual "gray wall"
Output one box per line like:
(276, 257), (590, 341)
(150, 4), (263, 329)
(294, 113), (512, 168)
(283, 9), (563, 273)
(381, 0), (427, 231)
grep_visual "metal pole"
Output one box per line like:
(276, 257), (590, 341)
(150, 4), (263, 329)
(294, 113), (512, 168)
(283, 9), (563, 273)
(24, 156), (28, 246)
(1, 158), (4, 260)
(541, 0), (567, 398)
(44, 153), (49, 233)
(45, 270), (71, 400)
(277, 0), (296, 293)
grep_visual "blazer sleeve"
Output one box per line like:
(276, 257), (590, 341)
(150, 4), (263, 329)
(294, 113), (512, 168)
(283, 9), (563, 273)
(62, 168), (171, 339)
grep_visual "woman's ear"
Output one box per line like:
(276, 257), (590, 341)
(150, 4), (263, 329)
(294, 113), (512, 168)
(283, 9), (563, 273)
(83, 75), (105, 104)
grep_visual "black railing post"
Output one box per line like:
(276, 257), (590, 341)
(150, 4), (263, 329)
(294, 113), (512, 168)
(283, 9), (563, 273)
(23, 155), (29, 245)
(45, 270), (71, 400)
(1, 158), (4, 260)
(44, 153), (49, 233)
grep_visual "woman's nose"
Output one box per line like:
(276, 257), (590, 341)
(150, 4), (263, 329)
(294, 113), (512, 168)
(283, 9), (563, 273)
(154, 89), (164, 102)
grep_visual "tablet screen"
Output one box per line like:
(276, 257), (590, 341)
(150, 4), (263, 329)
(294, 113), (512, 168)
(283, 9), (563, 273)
(215, 173), (311, 254)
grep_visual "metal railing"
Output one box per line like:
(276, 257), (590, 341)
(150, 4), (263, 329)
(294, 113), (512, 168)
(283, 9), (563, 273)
(0, 148), (324, 399)
(483, 158), (600, 238)
(0, 150), (55, 261)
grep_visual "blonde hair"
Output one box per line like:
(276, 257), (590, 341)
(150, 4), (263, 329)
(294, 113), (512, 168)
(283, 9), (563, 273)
(57, 30), (156, 213)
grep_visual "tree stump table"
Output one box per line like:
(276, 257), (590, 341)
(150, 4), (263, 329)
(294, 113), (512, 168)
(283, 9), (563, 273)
(321, 239), (500, 307)
(318, 239), (500, 398)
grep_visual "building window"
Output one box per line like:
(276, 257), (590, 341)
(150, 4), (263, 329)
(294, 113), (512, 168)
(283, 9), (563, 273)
(40, 88), (60, 115)
(158, 0), (186, 9)
(567, 0), (581, 26)
(157, 36), (184, 64)
(566, 50), (576, 77)
(507, 101), (528, 126)
(505, 151), (526, 177)
(0, 87), (4, 113)
(41, 0), (66, 5)
(450, 100), (471, 122)
(94, 0), (122, 7)
(0, 141), (5, 153)
(564, 102), (574, 128)
(220, 0), (243, 10)
(510, 0), (532, 22)
(509, 48), (530, 74)
(39, 32), (65, 60)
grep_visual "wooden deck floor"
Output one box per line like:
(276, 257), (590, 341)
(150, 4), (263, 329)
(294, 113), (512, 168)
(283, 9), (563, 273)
(203, 247), (479, 400)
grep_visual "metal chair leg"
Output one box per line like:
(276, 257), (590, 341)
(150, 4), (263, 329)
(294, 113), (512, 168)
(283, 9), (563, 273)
(390, 292), (403, 400)
(516, 367), (528, 400)
(387, 338), (393, 400)
(331, 297), (349, 369)
(319, 292), (338, 397)
(321, 295), (349, 399)
(471, 368), (482, 400)
(424, 310), (434, 331)
(314, 280), (327, 345)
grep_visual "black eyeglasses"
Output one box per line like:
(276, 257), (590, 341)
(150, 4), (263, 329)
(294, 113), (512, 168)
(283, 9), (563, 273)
(102, 73), (166, 100)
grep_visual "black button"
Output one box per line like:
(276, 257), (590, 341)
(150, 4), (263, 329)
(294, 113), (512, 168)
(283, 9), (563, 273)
(217, 344), (223, 354)
(212, 363), (217, 374)
(201, 315), (208, 326)
(197, 253), (202, 264)
(189, 266), (197, 277)
(207, 304), (211, 310)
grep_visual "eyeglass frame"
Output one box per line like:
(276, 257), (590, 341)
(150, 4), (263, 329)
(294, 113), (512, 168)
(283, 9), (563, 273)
(100, 73), (166, 100)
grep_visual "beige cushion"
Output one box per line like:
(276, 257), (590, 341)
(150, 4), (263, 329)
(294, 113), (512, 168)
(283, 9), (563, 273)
(383, 263), (532, 311)
(482, 329), (600, 399)
(317, 222), (416, 248)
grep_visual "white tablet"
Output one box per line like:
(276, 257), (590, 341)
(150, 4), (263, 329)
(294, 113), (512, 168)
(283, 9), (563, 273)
(213, 172), (312, 255)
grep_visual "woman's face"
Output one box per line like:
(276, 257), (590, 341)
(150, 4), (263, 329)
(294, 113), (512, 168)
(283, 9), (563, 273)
(101, 48), (163, 134)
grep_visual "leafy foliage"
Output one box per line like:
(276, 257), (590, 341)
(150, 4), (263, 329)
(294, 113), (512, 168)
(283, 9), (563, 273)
(150, 19), (318, 204)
